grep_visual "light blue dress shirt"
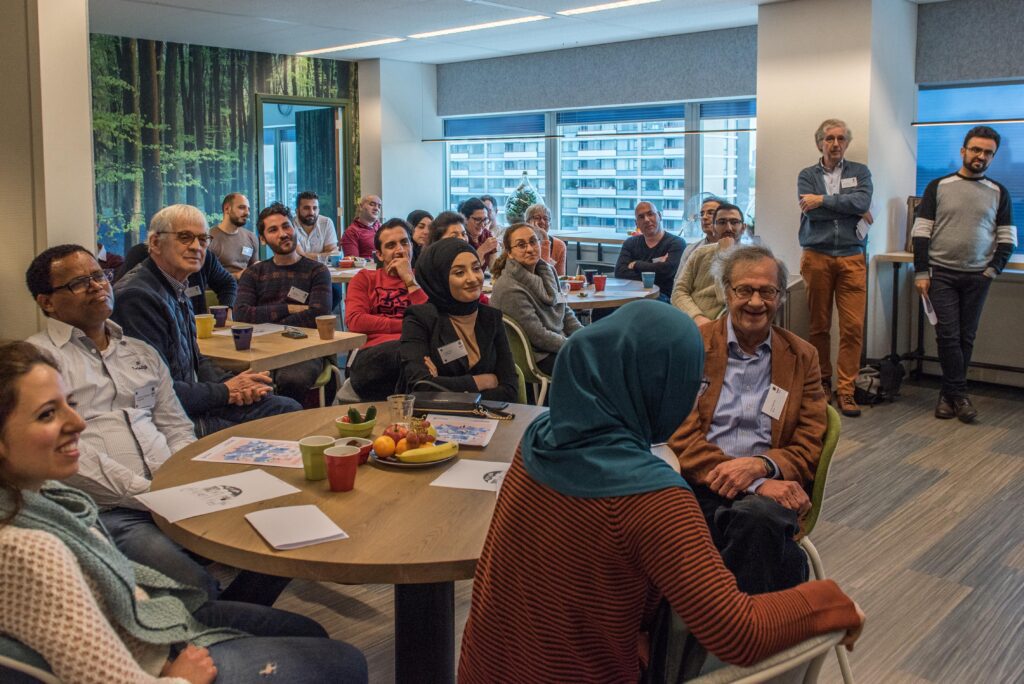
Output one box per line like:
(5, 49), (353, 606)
(705, 316), (778, 492)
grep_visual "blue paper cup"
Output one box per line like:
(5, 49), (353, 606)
(641, 272), (656, 289)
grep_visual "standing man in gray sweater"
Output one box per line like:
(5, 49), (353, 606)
(912, 125), (1017, 423)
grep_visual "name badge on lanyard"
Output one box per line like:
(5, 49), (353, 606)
(184, 285), (202, 298)
(134, 383), (158, 410)
(840, 177), (858, 189)
(761, 384), (789, 420)
(287, 286), (309, 303)
(241, 245), (254, 257)
(437, 339), (468, 365)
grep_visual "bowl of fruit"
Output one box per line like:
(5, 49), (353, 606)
(372, 418), (456, 465)
(335, 406), (377, 438)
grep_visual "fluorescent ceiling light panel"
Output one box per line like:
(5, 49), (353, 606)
(409, 15), (549, 39)
(298, 38), (404, 55)
(557, 0), (661, 16)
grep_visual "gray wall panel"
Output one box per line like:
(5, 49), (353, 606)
(917, 0), (1024, 84)
(437, 26), (756, 117)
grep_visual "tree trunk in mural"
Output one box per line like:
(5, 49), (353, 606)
(91, 36), (357, 254)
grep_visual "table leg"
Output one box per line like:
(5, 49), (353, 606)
(890, 263), (901, 359)
(394, 581), (455, 684)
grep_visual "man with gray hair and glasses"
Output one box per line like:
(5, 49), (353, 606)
(113, 204), (301, 439)
(797, 118), (873, 418)
(670, 245), (827, 594)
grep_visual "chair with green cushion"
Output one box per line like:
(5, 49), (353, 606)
(312, 357), (344, 408)
(0, 636), (60, 683)
(796, 403), (854, 684)
(204, 289), (219, 309)
(502, 315), (550, 406)
(513, 364), (528, 404)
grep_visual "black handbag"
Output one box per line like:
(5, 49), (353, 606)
(411, 382), (514, 421)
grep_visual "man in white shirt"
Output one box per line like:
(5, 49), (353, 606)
(25, 244), (216, 598)
(294, 190), (338, 257)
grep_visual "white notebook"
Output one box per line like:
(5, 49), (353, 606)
(245, 505), (349, 550)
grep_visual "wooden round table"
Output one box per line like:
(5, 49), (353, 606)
(152, 402), (544, 683)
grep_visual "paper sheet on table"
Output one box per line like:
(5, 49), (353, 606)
(191, 436), (303, 469)
(426, 414), (499, 447)
(136, 469), (300, 522)
(921, 293), (938, 326)
(212, 323), (285, 337)
(245, 505), (348, 550)
(430, 460), (510, 492)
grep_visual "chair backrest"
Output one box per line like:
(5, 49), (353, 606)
(502, 315), (550, 384)
(513, 364), (528, 404)
(204, 289), (219, 308)
(802, 404), (841, 536)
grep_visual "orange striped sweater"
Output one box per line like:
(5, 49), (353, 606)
(459, 452), (859, 683)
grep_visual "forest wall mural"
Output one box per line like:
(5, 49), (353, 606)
(90, 35), (358, 254)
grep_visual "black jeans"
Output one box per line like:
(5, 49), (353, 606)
(929, 267), (993, 399)
(349, 340), (402, 401)
(692, 485), (808, 595)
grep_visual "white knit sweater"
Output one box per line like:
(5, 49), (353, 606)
(0, 525), (188, 683)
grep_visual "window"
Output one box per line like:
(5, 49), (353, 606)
(917, 83), (1024, 253)
(443, 99), (757, 236)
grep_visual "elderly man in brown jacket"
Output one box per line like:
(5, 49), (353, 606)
(670, 245), (827, 594)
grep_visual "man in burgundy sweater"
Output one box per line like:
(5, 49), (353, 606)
(344, 218), (427, 399)
(340, 194), (382, 259)
(235, 202), (333, 403)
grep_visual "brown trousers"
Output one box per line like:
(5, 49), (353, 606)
(800, 250), (866, 396)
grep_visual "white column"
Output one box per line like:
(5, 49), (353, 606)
(756, 0), (917, 359)
(358, 59), (443, 218)
(0, 0), (96, 338)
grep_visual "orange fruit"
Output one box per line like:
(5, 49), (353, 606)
(395, 438), (409, 455)
(373, 435), (396, 458)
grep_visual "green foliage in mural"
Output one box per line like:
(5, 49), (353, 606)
(90, 35), (358, 251)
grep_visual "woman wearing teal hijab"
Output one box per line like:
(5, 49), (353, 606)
(460, 300), (864, 683)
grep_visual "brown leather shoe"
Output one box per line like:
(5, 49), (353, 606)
(822, 378), (833, 404)
(953, 396), (978, 423)
(837, 394), (861, 417)
(934, 394), (956, 419)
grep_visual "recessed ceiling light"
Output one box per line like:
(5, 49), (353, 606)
(409, 15), (549, 39)
(557, 0), (661, 16)
(297, 38), (405, 56)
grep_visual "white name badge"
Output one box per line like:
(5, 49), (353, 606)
(241, 245), (254, 257)
(840, 177), (858, 189)
(437, 339), (468, 365)
(184, 285), (202, 298)
(134, 383), (157, 411)
(762, 384), (789, 420)
(287, 286), (309, 303)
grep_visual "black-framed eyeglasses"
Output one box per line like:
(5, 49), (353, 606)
(49, 271), (108, 295)
(511, 237), (540, 250)
(715, 218), (743, 227)
(156, 231), (214, 247)
(698, 377), (711, 397)
(966, 146), (995, 158)
(730, 285), (781, 301)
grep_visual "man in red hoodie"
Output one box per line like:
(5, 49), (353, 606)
(344, 218), (428, 399)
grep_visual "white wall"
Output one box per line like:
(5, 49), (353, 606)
(358, 59), (443, 219)
(0, 0), (95, 339)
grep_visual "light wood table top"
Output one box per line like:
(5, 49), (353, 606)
(875, 250), (1024, 273)
(565, 277), (660, 310)
(151, 403), (545, 585)
(551, 230), (629, 245)
(329, 267), (365, 284)
(197, 327), (365, 372)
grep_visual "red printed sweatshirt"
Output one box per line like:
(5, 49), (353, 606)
(344, 268), (428, 347)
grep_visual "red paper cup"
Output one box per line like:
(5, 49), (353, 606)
(335, 437), (373, 465)
(324, 446), (360, 492)
(593, 274), (607, 292)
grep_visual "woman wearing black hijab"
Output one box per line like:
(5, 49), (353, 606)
(399, 239), (518, 402)
(405, 209), (433, 268)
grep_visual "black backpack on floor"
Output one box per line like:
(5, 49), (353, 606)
(854, 354), (906, 405)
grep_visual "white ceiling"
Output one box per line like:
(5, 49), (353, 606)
(88, 0), (774, 64)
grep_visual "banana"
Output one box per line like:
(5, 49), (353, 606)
(397, 440), (459, 464)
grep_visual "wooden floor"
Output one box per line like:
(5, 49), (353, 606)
(263, 377), (1024, 683)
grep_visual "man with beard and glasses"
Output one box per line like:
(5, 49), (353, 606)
(672, 202), (747, 324)
(234, 202), (334, 404)
(912, 125), (1017, 423)
(209, 192), (259, 279)
(294, 190), (338, 258)
(670, 245), (826, 595)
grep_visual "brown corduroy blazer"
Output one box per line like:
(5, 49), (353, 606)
(669, 316), (827, 492)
